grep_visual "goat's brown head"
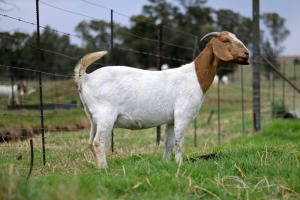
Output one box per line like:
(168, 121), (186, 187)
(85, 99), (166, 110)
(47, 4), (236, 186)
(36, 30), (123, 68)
(200, 31), (249, 65)
(17, 80), (27, 96)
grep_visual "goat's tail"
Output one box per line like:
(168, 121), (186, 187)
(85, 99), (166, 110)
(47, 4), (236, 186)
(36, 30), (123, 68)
(74, 51), (107, 84)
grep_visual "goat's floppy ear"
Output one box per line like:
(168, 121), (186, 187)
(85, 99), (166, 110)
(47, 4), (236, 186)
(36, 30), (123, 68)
(212, 39), (233, 62)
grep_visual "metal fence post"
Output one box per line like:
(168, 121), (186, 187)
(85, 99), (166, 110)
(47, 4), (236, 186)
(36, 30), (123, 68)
(282, 60), (285, 104)
(293, 62), (296, 111)
(193, 36), (199, 147)
(39, 72), (46, 165)
(110, 9), (115, 153)
(252, 0), (261, 131)
(217, 77), (221, 144)
(272, 73), (275, 118)
(36, 0), (46, 165)
(241, 67), (245, 134)
(156, 23), (162, 147)
(10, 76), (15, 109)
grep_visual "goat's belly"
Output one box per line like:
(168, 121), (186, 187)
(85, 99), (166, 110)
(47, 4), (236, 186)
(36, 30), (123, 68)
(114, 113), (172, 130)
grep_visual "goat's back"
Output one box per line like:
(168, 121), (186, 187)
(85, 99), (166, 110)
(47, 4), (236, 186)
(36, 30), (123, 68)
(0, 85), (18, 97)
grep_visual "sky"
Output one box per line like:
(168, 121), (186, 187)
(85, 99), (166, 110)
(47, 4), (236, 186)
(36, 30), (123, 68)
(1, 0), (300, 56)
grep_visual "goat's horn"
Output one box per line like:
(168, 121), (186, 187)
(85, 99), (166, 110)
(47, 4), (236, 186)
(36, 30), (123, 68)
(200, 32), (220, 41)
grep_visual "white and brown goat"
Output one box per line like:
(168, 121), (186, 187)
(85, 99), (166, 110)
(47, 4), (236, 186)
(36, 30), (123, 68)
(74, 31), (249, 168)
(0, 80), (27, 106)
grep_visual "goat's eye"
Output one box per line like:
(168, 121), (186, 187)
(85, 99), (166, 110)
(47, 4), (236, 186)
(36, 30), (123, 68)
(223, 38), (230, 43)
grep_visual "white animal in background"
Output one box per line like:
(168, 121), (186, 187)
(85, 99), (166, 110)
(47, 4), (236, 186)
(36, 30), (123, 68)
(0, 80), (28, 105)
(221, 75), (229, 84)
(213, 75), (219, 85)
(74, 31), (249, 168)
(161, 64), (169, 70)
(213, 75), (229, 85)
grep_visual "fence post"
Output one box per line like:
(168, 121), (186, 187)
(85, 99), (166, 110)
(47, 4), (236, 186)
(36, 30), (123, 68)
(293, 62), (296, 111)
(217, 77), (221, 144)
(252, 0), (261, 131)
(282, 60), (285, 104)
(36, 0), (46, 165)
(193, 36), (199, 147)
(10, 76), (15, 109)
(26, 139), (34, 179)
(39, 72), (46, 165)
(272, 73), (275, 118)
(241, 67), (245, 134)
(156, 23), (162, 147)
(110, 9), (115, 153)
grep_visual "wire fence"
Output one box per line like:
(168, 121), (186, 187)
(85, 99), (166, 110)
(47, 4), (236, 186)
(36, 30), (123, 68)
(1, 0), (299, 177)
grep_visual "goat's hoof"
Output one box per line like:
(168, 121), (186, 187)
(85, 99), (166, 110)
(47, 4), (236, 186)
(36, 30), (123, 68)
(93, 141), (100, 147)
(175, 156), (182, 164)
(95, 159), (108, 169)
(95, 163), (108, 169)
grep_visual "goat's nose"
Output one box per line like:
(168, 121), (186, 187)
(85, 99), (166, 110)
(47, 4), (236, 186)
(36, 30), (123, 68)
(245, 51), (249, 56)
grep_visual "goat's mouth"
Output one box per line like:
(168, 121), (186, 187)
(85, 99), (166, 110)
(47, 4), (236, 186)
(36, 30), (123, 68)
(237, 56), (249, 65)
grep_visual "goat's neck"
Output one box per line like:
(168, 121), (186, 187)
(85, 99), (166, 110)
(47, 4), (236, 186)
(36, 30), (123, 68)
(194, 44), (221, 94)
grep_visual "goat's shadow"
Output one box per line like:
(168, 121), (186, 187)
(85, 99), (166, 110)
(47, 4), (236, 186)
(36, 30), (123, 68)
(188, 152), (222, 162)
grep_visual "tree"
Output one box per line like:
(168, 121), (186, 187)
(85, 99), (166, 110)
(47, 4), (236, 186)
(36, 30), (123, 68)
(0, 32), (30, 79)
(75, 20), (112, 51)
(75, 20), (135, 68)
(261, 13), (290, 53)
(261, 13), (290, 79)
(118, 15), (158, 68)
(261, 39), (280, 80)
(0, 27), (84, 79)
(120, 0), (215, 69)
(294, 58), (300, 66)
(28, 26), (83, 76)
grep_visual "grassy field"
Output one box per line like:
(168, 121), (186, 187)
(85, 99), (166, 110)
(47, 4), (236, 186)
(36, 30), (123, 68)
(1, 63), (299, 199)
(1, 119), (300, 200)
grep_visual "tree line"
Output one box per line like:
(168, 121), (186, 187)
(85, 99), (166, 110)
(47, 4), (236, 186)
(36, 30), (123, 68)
(0, 0), (290, 80)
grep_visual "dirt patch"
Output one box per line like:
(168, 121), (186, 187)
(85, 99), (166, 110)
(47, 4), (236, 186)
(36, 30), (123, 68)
(0, 118), (90, 143)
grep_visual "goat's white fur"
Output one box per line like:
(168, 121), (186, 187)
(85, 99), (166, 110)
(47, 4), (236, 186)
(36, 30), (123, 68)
(75, 31), (249, 168)
(76, 57), (203, 166)
(0, 81), (30, 105)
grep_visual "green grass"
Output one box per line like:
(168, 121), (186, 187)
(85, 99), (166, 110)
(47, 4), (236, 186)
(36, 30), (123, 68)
(1, 119), (300, 199)
(0, 108), (86, 128)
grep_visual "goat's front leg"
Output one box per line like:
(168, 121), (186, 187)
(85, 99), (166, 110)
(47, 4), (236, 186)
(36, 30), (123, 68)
(174, 120), (189, 164)
(163, 123), (175, 161)
(15, 97), (20, 105)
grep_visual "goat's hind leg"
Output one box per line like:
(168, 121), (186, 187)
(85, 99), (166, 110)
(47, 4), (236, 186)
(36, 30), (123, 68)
(82, 103), (97, 160)
(89, 123), (97, 160)
(93, 123), (113, 168)
(92, 109), (116, 168)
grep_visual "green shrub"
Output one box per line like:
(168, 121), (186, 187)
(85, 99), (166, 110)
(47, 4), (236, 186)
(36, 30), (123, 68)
(272, 101), (286, 118)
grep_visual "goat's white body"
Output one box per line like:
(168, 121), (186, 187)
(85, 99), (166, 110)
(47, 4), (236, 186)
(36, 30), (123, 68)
(77, 59), (204, 167)
(80, 63), (204, 130)
(0, 85), (22, 105)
